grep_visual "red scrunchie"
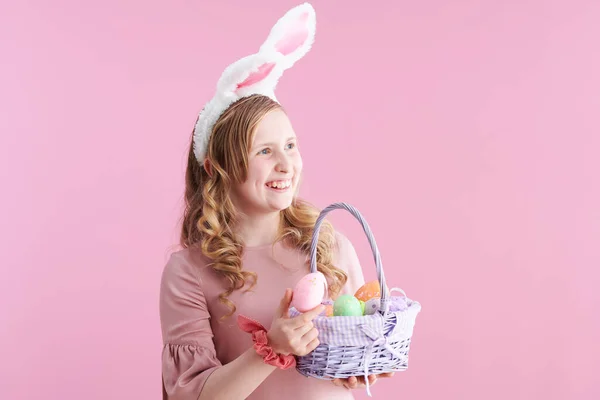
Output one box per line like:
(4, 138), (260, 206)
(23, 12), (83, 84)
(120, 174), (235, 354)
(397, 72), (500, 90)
(237, 315), (296, 369)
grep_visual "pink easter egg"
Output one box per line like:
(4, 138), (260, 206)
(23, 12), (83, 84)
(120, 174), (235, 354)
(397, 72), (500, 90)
(291, 272), (328, 312)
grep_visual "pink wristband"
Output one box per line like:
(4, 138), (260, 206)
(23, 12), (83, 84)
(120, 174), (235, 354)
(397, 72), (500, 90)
(237, 315), (296, 370)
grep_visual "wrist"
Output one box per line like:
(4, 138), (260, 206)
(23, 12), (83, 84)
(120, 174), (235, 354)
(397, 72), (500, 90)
(266, 330), (289, 356)
(247, 344), (277, 370)
(238, 315), (296, 370)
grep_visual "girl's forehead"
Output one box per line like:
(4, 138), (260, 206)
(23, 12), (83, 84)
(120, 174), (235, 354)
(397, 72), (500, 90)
(253, 110), (296, 143)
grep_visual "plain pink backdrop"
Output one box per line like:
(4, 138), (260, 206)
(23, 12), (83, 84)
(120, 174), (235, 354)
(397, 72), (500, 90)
(1, 1), (599, 399)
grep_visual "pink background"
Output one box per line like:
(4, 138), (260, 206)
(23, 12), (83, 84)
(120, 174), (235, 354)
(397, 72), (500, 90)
(1, 1), (599, 399)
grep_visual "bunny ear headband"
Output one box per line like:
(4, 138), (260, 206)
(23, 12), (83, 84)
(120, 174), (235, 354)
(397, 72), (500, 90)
(193, 2), (317, 164)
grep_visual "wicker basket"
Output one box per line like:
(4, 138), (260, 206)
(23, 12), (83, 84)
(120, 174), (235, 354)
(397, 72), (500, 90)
(289, 202), (422, 396)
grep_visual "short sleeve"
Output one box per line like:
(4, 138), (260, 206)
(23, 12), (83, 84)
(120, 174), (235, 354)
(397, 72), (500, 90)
(159, 251), (222, 400)
(333, 232), (366, 295)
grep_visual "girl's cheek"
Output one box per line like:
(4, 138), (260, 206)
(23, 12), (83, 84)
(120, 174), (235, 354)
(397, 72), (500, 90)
(295, 154), (303, 170)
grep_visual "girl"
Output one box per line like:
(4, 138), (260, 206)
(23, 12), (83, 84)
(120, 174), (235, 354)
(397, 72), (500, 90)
(160, 4), (393, 399)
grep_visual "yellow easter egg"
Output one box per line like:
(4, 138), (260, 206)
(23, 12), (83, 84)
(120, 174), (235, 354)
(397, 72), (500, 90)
(354, 280), (382, 302)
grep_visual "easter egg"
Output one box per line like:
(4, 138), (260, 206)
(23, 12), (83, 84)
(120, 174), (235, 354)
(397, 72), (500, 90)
(333, 294), (363, 316)
(291, 272), (328, 312)
(364, 297), (381, 315)
(318, 303), (335, 317)
(354, 280), (382, 302)
(324, 304), (334, 317)
(359, 300), (365, 315)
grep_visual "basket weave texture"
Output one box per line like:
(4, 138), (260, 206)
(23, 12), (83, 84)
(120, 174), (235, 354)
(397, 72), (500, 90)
(290, 203), (422, 396)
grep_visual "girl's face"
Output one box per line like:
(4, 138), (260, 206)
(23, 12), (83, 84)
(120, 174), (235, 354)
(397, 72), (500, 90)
(230, 109), (303, 217)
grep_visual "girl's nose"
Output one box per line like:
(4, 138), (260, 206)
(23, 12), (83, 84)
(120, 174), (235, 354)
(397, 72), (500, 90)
(275, 153), (291, 173)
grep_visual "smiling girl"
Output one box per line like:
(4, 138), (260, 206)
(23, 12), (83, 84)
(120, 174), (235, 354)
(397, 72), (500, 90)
(159, 4), (392, 399)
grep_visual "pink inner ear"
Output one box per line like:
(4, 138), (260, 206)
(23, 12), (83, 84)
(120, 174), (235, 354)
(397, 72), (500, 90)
(236, 62), (276, 90)
(275, 12), (309, 56)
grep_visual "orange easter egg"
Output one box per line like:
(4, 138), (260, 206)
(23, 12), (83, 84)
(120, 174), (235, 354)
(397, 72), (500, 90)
(325, 304), (334, 317)
(354, 280), (381, 302)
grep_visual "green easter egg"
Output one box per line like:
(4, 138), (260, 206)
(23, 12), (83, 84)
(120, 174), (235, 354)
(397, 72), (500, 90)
(333, 294), (363, 316)
(359, 300), (365, 315)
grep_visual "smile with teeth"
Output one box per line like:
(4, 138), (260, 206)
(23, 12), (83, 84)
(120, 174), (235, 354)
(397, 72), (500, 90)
(266, 179), (292, 190)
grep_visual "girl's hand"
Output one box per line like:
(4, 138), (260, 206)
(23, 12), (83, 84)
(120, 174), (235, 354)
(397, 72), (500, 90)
(332, 372), (395, 389)
(267, 288), (324, 357)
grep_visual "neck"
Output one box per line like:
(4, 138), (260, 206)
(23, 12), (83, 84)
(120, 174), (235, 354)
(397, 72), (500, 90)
(234, 211), (282, 248)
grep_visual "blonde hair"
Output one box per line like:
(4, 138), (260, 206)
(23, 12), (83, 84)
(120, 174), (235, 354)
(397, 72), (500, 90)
(181, 94), (347, 319)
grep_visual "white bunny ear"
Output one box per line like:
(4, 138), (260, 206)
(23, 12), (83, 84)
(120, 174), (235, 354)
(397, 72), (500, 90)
(259, 2), (316, 70)
(193, 3), (316, 163)
(193, 54), (284, 162)
(216, 53), (284, 101)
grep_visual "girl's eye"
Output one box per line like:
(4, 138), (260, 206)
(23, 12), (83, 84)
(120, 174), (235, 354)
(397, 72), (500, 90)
(258, 148), (271, 155)
(286, 142), (296, 150)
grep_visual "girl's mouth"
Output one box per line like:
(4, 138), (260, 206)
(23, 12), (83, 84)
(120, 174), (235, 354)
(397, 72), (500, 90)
(265, 179), (292, 192)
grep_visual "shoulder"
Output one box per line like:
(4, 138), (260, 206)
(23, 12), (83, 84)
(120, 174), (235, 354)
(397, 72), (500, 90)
(330, 230), (365, 294)
(160, 247), (213, 288)
(330, 230), (361, 272)
(332, 230), (357, 261)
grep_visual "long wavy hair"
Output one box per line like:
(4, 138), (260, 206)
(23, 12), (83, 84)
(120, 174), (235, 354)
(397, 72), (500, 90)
(180, 94), (347, 319)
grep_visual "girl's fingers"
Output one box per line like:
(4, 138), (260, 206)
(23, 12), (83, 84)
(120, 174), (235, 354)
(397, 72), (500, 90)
(289, 305), (324, 328)
(333, 375), (382, 390)
(347, 376), (358, 389)
(304, 337), (320, 354)
(301, 327), (319, 344)
(294, 321), (314, 336)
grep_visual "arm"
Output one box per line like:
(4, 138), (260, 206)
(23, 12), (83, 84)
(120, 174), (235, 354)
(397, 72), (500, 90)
(200, 289), (323, 400)
(161, 253), (320, 400)
(162, 252), (274, 400)
(201, 287), (323, 400)
(198, 348), (275, 400)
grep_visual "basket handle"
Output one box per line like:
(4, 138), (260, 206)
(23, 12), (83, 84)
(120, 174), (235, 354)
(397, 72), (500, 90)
(309, 202), (390, 311)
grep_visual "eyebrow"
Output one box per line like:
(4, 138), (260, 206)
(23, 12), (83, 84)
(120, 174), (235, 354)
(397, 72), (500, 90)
(253, 136), (297, 149)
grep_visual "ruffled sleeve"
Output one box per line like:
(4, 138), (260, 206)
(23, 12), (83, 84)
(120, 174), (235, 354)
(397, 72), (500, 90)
(159, 251), (222, 400)
(334, 231), (366, 295)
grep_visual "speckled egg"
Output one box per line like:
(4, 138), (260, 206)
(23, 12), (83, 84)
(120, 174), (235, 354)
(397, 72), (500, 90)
(364, 297), (381, 315)
(291, 272), (328, 312)
(333, 294), (363, 316)
(354, 280), (382, 302)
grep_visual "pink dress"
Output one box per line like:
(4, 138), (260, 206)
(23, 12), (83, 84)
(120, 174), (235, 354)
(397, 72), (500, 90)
(160, 232), (365, 399)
